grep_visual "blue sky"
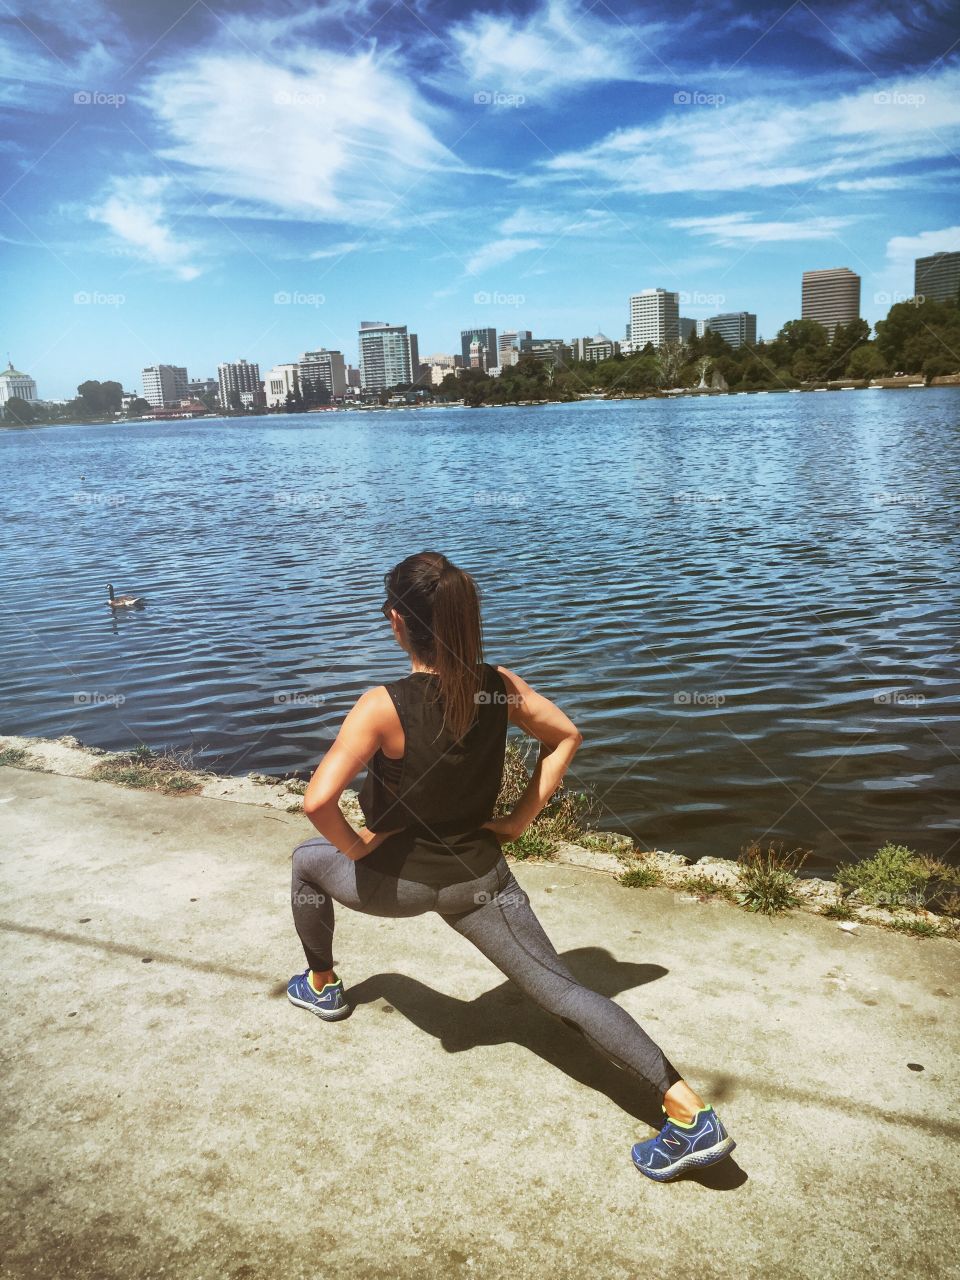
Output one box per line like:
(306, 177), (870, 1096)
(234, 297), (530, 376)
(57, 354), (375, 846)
(2, 0), (959, 398)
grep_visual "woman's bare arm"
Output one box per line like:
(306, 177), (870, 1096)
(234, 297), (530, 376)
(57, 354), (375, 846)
(484, 665), (583, 842)
(302, 688), (405, 859)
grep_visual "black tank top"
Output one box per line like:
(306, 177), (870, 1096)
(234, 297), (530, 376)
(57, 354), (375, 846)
(356, 662), (509, 887)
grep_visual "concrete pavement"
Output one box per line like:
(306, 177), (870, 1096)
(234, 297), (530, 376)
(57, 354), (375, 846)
(1, 765), (958, 1280)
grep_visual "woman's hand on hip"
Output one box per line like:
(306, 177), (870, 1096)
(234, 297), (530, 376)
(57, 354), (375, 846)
(479, 815), (522, 845)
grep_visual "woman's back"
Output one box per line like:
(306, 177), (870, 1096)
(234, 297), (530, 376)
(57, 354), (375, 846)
(356, 661), (509, 887)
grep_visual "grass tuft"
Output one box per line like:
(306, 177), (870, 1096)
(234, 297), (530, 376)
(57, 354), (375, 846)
(735, 839), (810, 915)
(0, 746), (29, 768)
(619, 863), (663, 889)
(90, 745), (203, 796)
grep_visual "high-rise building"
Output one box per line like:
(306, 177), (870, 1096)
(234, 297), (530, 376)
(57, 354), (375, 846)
(0, 360), (38, 406)
(298, 349), (346, 402)
(498, 330), (531, 359)
(264, 363), (301, 409)
(218, 359), (262, 409)
(142, 364), (188, 408)
(914, 251), (960, 304)
(346, 364), (362, 389)
(628, 289), (680, 348)
(358, 322), (417, 391)
(702, 312), (757, 349)
(461, 327), (497, 369)
(801, 268), (860, 338)
(679, 317), (697, 342)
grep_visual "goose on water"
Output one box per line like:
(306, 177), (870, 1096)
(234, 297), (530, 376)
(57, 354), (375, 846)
(107, 584), (145, 609)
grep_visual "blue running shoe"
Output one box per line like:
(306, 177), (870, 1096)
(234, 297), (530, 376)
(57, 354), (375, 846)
(631, 1105), (735, 1182)
(287, 970), (352, 1021)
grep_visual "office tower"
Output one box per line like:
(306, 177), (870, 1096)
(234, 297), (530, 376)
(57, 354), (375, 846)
(0, 360), (38, 406)
(914, 251), (960, 304)
(498, 330), (531, 359)
(358, 322), (416, 391)
(264, 363), (301, 409)
(218, 359), (262, 409)
(628, 289), (680, 347)
(801, 268), (860, 338)
(461, 327), (497, 369)
(679, 317), (697, 342)
(346, 364), (362, 388)
(298, 349), (347, 402)
(701, 312), (758, 349)
(142, 364), (188, 408)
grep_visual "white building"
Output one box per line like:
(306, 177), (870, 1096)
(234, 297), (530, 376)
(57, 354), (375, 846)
(0, 361), (38, 406)
(218, 359), (262, 409)
(628, 289), (680, 348)
(358, 322), (418, 392)
(571, 334), (618, 362)
(142, 364), (188, 408)
(298, 349), (347, 402)
(264, 363), (301, 409)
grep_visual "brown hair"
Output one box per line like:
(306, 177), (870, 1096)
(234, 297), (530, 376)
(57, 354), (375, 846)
(384, 551), (485, 742)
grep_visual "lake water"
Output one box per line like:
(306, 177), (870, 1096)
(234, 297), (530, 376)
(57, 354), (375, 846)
(1, 392), (958, 871)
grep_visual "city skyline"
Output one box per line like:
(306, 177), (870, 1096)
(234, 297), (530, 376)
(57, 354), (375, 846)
(2, 0), (959, 398)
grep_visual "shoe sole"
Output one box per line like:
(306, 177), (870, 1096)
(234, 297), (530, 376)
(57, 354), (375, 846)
(287, 990), (352, 1021)
(632, 1135), (736, 1181)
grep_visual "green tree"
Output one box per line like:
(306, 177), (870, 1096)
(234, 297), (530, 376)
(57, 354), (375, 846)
(2, 395), (37, 424)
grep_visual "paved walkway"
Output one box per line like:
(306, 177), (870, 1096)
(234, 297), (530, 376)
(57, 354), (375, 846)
(1, 766), (957, 1279)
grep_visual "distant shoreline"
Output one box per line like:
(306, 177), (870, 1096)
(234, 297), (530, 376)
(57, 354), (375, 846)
(4, 378), (959, 430)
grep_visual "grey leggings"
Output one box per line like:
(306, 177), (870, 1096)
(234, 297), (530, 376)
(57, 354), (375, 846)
(290, 836), (683, 1100)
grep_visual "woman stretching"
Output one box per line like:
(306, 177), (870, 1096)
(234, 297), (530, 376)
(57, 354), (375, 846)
(288, 551), (736, 1182)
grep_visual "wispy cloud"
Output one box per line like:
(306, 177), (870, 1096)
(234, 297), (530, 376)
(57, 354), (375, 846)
(465, 237), (543, 275)
(136, 43), (461, 226)
(447, 0), (661, 100)
(88, 175), (203, 279)
(543, 66), (960, 193)
(671, 212), (859, 246)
